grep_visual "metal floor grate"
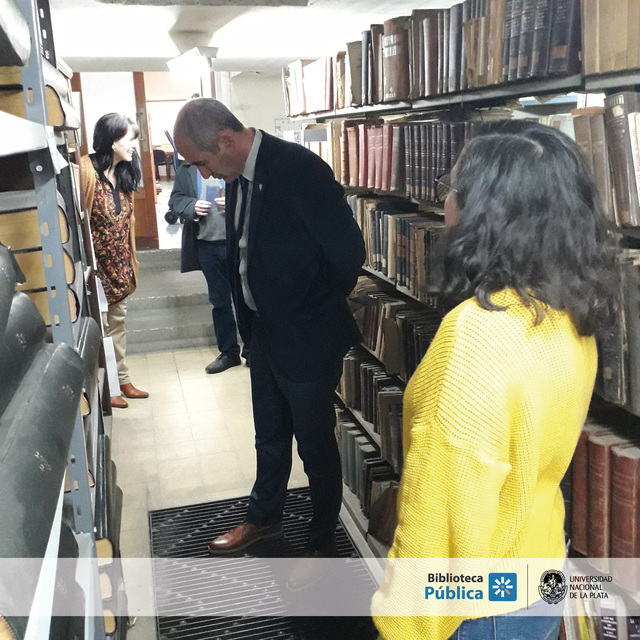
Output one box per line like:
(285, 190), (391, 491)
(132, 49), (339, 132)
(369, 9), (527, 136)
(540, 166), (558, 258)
(149, 487), (379, 640)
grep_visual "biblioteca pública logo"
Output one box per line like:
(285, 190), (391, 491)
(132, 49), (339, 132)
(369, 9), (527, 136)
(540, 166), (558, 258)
(488, 573), (518, 601)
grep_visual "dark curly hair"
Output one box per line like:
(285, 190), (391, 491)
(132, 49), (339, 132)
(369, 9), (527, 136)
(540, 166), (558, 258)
(443, 123), (620, 337)
(92, 113), (141, 194)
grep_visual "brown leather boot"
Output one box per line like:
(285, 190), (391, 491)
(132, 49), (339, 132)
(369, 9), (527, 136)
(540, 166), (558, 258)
(208, 522), (282, 555)
(120, 382), (149, 399)
(110, 396), (128, 409)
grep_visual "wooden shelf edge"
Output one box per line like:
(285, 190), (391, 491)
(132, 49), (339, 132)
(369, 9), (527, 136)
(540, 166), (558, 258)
(584, 69), (640, 91)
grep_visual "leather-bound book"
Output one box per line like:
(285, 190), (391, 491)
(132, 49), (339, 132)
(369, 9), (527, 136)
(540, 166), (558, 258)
(460, 0), (471, 90)
(370, 24), (384, 104)
(529, 0), (553, 77)
(366, 126), (377, 189)
(382, 16), (411, 102)
(373, 126), (384, 190)
(570, 421), (610, 555)
(356, 441), (379, 506)
(409, 10), (431, 99)
(611, 443), (640, 591)
(516, 0), (537, 78)
(547, 0), (581, 75)
(507, 0), (523, 81)
(588, 110), (614, 226)
(346, 41), (363, 107)
(381, 124), (393, 192)
(437, 10), (446, 94)
(486, 0), (507, 86)
(423, 11), (440, 96)
(358, 123), (370, 188)
(572, 112), (595, 174)
(390, 123), (406, 193)
(501, 0), (514, 82)
(368, 479), (399, 546)
(448, 3), (464, 93)
(588, 432), (634, 573)
(361, 29), (371, 106)
(604, 92), (640, 227)
(346, 124), (360, 187)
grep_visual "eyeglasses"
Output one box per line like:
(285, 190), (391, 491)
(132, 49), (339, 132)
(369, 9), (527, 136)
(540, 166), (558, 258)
(435, 173), (457, 204)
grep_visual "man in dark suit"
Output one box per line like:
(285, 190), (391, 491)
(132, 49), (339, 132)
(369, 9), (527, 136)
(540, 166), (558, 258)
(174, 99), (365, 568)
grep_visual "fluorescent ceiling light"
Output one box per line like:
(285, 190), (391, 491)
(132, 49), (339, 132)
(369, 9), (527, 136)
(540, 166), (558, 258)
(167, 46), (218, 73)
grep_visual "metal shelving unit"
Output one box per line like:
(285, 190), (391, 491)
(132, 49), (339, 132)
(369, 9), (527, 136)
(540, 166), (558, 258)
(1, 0), (110, 636)
(585, 69), (640, 91)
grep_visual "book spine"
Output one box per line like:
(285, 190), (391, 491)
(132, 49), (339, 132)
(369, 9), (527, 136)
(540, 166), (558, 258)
(381, 124), (392, 191)
(570, 429), (590, 555)
(547, 0), (581, 75)
(448, 3), (463, 93)
(374, 126), (384, 190)
(361, 30), (371, 106)
(404, 125), (413, 198)
(507, 0), (524, 81)
(589, 112), (616, 225)
(501, 0), (514, 82)
(604, 92), (640, 227)
(437, 11), (445, 94)
(382, 18), (411, 101)
(424, 13), (440, 96)
(390, 124), (405, 192)
(516, 0), (537, 79)
(611, 449), (640, 588)
(588, 439), (613, 573)
(460, 0), (471, 90)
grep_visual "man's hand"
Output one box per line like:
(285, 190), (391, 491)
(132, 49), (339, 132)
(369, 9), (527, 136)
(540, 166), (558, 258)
(195, 200), (212, 216)
(214, 196), (225, 211)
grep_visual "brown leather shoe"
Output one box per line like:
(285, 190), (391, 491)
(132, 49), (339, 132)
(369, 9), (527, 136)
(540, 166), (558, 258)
(208, 522), (282, 555)
(110, 396), (128, 409)
(120, 382), (149, 399)
(286, 541), (339, 592)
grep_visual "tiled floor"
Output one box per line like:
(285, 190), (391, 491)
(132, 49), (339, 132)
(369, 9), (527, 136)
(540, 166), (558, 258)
(113, 346), (309, 639)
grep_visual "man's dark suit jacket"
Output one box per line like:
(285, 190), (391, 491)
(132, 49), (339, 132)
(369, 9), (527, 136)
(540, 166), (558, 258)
(225, 131), (366, 382)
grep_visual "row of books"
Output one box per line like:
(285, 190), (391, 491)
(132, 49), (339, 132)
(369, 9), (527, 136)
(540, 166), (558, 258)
(336, 414), (399, 547)
(347, 196), (446, 300)
(283, 0), (586, 115)
(570, 408), (640, 592)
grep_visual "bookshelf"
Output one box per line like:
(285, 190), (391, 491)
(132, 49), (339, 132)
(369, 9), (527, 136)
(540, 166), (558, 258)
(336, 391), (381, 446)
(286, 2), (640, 605)
(0, 0), (125, 636)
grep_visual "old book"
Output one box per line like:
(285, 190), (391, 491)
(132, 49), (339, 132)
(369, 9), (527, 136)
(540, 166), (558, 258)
(547, 0), (581, 75)
(588, 111), (617, 225)
(346, 41), (363, 107)
(486, 0), (507, 85)
(422, 9), (439, 96)
(370, 24), (385, 104)
(507, 0), (524, 81)
(361, 30), (372, 106)
(611, 443), (640, 591)
(448, 3), (464, 93)
(333, 51), (346, 110)
(346, 123), (360, 187)
(389, 123), (406, 192)
(604, 92), (640, 227)
(529, 0), (553, 77)
(362, 458), (390, 516)
(349, 434), (369, 493)
(380, 123), (393, 192)
(0, 190), (70, 250)
(460, 0), (471, 89)
(339, 422), (359, 480)
(570, 421), (611, 555)
(588, 432), (635, 573)
(358, 122), (371, 188)
(501, 0), (514, 82)
(368, 479), (399, 546)
(356, 441), (379, 505)
(572, 113), (595, 174)
(516, 0), (537, 78)
(477, 0), (491, 86)
(382, 16), (411, 102)
(409, 10), (432, 99)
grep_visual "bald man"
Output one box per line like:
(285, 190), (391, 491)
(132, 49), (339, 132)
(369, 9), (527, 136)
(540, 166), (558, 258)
(174, 99), (365, 573)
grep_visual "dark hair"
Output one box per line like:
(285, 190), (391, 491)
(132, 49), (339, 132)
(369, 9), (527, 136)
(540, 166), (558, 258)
(443, 123), (620, 336)
(92, 113), (141, 194)
(174, 98), (244, 153)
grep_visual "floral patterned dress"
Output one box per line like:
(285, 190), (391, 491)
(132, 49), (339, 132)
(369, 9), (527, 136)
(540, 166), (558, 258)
(90, 171), (135, 304)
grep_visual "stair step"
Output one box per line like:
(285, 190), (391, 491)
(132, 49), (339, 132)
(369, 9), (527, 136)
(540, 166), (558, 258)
(128, 335), (215, 355)
(127, 292), (209, 311)
(136, 248), (181, 268)
(126, 304), (212, 334)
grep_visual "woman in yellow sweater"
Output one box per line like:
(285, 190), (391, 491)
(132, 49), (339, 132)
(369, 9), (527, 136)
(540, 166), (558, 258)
(372, 124), (620, 640)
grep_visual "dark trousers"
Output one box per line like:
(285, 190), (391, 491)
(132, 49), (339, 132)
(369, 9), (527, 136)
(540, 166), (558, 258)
(246, 314), (343, 550)
(196, 240), (240, 357)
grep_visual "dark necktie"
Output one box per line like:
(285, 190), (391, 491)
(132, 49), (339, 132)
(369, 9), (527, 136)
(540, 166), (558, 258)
(236, 175), (249, 242)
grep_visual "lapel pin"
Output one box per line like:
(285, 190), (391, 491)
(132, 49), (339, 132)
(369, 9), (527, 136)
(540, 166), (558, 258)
(259, 183), (263, 191)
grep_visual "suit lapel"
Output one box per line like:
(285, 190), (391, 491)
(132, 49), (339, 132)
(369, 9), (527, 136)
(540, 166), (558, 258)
(247, 132), (270, 260)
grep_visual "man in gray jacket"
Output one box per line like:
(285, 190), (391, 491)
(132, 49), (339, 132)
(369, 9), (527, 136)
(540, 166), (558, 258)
(168, 162), (244, 373)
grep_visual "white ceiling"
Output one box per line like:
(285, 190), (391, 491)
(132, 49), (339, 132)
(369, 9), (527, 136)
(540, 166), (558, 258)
(50, 0), (461, 74)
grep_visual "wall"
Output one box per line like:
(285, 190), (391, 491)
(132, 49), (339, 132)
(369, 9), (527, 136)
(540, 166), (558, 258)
(227, 73), (286, 135)
(80, 72), (137, 150)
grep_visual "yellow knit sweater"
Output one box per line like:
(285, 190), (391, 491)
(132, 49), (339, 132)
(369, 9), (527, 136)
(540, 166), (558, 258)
(372, 289), (597, 640)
